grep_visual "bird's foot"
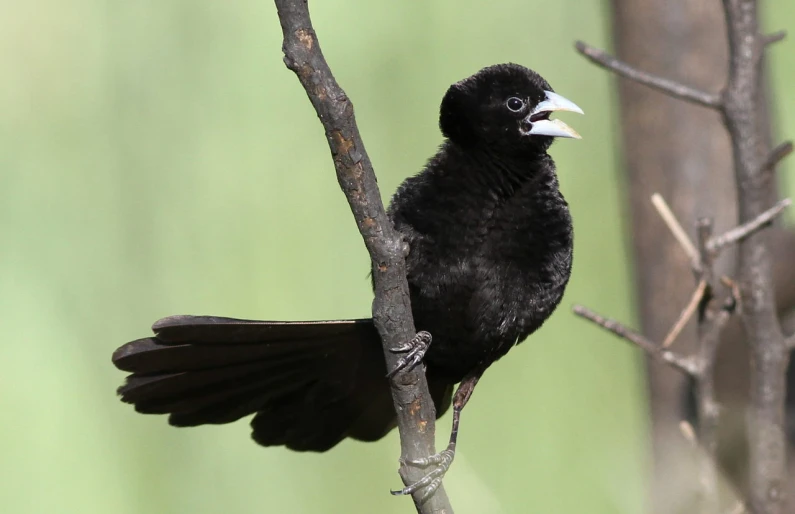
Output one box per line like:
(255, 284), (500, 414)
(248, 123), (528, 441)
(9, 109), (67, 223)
(386, 330), (432, 378)
(391, 448), (455, 502)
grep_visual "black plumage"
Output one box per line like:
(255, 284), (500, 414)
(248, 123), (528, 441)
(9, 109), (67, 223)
(113, 63), (582, 493)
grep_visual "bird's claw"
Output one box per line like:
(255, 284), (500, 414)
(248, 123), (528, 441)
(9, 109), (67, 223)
(404, 448), (455, 467)
(386, 330), (432, 378)
(391, 448), (455, 502)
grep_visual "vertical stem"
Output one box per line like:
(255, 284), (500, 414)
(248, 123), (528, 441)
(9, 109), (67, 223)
(721, 1), (789, 512)
(696, 219), (720, 514)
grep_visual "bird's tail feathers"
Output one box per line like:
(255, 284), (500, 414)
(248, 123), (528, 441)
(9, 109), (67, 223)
(113, 315), (392, 451)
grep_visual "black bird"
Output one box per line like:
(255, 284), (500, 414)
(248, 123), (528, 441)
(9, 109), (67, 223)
(112, 63), (583, 497)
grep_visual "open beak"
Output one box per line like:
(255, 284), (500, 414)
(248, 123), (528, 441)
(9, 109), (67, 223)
(521, 91), (584, 139)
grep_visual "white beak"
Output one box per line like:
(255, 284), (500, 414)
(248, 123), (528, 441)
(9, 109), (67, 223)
(520, 90), (584, 139)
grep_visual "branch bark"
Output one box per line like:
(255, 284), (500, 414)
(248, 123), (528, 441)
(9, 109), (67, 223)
(720, 2), (790, 512)
(273, 1), (452, 512)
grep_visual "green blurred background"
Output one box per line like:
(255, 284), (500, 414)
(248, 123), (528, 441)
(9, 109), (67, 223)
(1, 1), (793, 513)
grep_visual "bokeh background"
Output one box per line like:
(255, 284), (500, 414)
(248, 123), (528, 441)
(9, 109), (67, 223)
(1, 1), (793, 513)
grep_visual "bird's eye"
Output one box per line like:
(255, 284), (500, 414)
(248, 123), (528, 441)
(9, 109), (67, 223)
(506, 97), (525, 112)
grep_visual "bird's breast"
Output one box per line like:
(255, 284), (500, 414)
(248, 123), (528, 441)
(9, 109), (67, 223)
(405, 197), (572, 378)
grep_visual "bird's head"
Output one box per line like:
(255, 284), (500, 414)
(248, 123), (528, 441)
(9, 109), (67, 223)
(439, 63), (583, 154)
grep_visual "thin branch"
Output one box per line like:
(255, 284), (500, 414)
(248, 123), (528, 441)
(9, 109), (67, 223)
(572, 305), (699, 375)
(273, 2), (451, 512)
(707, 199), (791, 254)
(574, 41), (722, 109)
(762, 30), (787, 46)
(651, 193), (700, 265)
(693, 217), (721, 514)
(761, 141), (793, 173)
(662, 280), (708, 348)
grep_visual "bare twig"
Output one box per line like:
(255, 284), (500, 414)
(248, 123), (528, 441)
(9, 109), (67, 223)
(707, 199), (792, 254)
(762, 30), (787, 46)
(574, 41), (722, 109)
(663, 280), (708, 348)
(762, 141), (793, 173)
(273, 2), (451, 512)
(651, 193), (700, 266)
(572, 305), (699, 375)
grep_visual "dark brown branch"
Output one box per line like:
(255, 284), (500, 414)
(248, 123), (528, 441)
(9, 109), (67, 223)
(720, 1), (789, 512)
(574, 41), (722, 109)
(273, 2), (452, 512)
(572, 305), (700, 375)
(707, 198), (792, 254)
(762, 30), (787, 46)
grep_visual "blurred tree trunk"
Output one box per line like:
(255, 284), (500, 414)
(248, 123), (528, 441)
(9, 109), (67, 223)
(608, 1), (795, 512)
